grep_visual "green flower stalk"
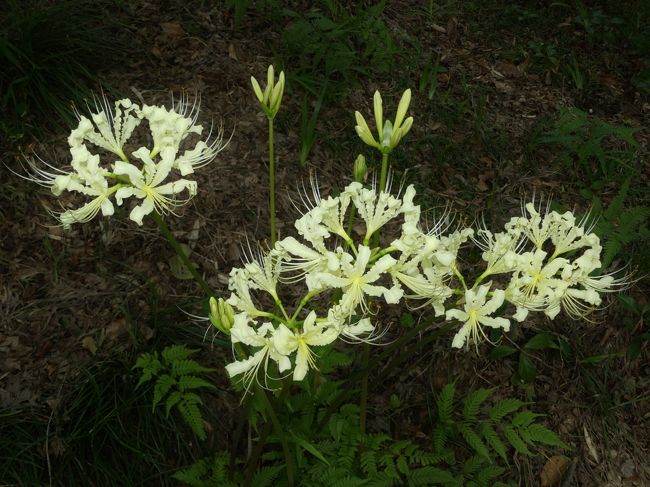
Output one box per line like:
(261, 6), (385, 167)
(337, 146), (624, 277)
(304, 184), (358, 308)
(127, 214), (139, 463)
(251, 65), (286, 245)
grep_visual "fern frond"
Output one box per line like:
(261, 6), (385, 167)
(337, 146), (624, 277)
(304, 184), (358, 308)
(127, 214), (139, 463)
(504, 426), (531, 455)
(480, 423), (507, 462)
(162, 344), (197, 363)
(525, 423), (570, 449)
(152, 374), (176, 409)
(462, 388), (493, 421)
(475, 465), (505, 485)
(407, 466), (457, 486)
(361, 450), (378, 476)
(489, 398), (524, 421)
(172, 358), (214, 377)
(511, 411), (542, 428)
(178, 393), (206, 440)
(133, 353), (163, 388)
(461, 455), (485, 476)
(251, 465), (284, 487)
(458, 424), (490, 460)
(165, 390), (183, 417)
(436, 383), (455, 424)
(177, 375), (216, 392)
(432, 424), (449, 453)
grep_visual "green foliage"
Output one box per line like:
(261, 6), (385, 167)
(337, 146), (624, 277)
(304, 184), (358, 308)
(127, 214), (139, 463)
(534, 107), (640, 186)
(134, 345), (215, 440)
(179, 380), (567, 486)
(0, 0), (124, 138)
(584, 178), (650, 271)
(490, 332), (561, 386)
(618, 293), (650, 360)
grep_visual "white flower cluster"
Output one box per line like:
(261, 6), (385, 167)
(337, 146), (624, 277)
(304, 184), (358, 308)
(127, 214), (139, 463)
(223, 186), (625, 388)
(28, 95), (225, 227)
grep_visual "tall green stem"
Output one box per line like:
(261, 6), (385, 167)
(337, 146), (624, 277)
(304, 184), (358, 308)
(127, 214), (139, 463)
(268, 117), (277, 246)
(151, 211), (212, 296)
(259, 388), (295, 487)
(359, 151), (391, 432)
(378, 152), (390, 194)
(359, 343), (370, 434)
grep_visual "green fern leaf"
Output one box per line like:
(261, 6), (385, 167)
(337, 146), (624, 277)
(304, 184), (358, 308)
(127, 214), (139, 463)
(162, 344), (197, 363)
(251, 465), (284, 487)
(133, 353), (163, 388)
(361, 450), (378, 476)
(475, 465), (505, 484)
(480, 423), (507, 462)
(407, 466), (457, 485)
(172, 359), (214, 377)
(380, 454), (398, 479)
(459, 424), (490, 459)
(178, 393), (206, 440)
(489, 398), (524, 421)
(504, 426), (531, 455)
(389, 439), (411, 454)
(511, 411), (542, 428)
(152, 374), (176, 409)
(165, 390), (183, 417)
(397, 455), (409, 476)
(172, 458), (211, 486)
(462, 455), (485, 476)
(432, 425), (449, 453)
(437, 382), (455, 424)
(177, 375), (216, 392)
(463, 388), (493, 421)
(526, 423), (570, 449)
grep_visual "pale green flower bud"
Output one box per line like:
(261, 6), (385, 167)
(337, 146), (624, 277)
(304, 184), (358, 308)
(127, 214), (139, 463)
(355, 88), (414, 154)
(373, 90), (383, 141)
(251, 65), (285, 120)
(209, 297), (234, 335)
(353, 154), (367, 182)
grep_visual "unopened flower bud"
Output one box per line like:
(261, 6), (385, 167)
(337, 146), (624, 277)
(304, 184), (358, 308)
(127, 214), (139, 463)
(251, 65), (285, 120)
(353, 154), (367, 182)
(208, 297), (234, 335)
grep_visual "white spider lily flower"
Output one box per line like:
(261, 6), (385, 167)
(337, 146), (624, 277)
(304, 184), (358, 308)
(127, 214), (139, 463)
(174, 129), (225, 176)
(227, 267), (267, 318)
(391, 268), (452, 316)
(354, 89), (413, 153)
(140, 102), (203, 157)
(242, 249), (284, 301)
(272, 311), (338, 380)
(313, 245), (401, 313)
(225, 314), (290, 390)
(251, 65), (285, 119)
(506, 200), (554, 250)
(275, 236), (340, 289)
(68, 97), (141, 160)
(57, 181), (116, 228)
(516, 250), (569, 305)
(114, 147), (197, 225)
(320, 304), (377, 341)
(446, 285), (510, 349)
(351, 184), (404, 243)
(473, 229), (522, 276)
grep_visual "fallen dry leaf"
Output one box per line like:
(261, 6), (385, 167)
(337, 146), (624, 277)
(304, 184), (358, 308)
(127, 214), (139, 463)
(228, 43), (238, 60)
(540, 455), (570, 486)
(81, 336), (97, 355)
(160, 21), (185, 37)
